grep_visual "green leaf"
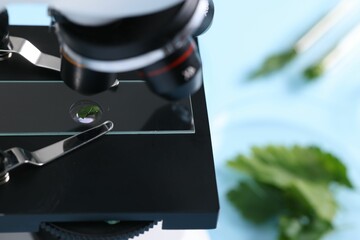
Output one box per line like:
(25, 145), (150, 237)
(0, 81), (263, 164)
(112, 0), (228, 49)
(106, 220), (120, 225)
(250, 48), (297, 79)
(227, 145), (352, 240)
(227, 145), (352, 223)
(279, 216), (332, 240)
(227, 181), (285, 224)
(286, 180), (337, 222)
(228, 145), (352, 189)
(77, 105), (101, 119)
(303, 62), (325, 80)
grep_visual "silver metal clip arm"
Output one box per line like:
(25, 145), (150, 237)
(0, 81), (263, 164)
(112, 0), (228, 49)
(0, 36), (61, 71)
(0, 121), (113, 183)
(0, 36), (122, 88)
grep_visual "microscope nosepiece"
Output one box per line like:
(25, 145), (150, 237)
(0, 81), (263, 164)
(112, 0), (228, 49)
(51, 0), (213, 99)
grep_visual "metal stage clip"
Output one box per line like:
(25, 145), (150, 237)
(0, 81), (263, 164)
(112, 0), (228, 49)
(0, 36), (61, 71)
(0, 120), (114, 185)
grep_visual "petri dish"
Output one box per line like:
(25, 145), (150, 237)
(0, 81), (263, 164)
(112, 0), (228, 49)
(209, 95), (360, 240)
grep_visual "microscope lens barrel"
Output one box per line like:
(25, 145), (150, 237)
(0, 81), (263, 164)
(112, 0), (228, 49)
(61, 54), (118, 95)
(0, 9), (8, 39)
(142, 39), (202, 100)
(0, 9), (11, 60)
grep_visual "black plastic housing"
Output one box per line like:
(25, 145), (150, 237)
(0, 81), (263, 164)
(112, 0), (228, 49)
(0, 26), (219, 233)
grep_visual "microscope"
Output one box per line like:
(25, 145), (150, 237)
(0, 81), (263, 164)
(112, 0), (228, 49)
(0, 1), (218, 239)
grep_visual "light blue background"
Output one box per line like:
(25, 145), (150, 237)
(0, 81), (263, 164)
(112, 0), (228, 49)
(7, 1), (360, 239)
(199, 1), (360, 240)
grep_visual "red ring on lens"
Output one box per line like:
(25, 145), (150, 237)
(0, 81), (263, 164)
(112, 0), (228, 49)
(146, 43), (195, 77)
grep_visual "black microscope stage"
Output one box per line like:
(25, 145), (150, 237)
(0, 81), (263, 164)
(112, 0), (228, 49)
(0, 26), (219, 233)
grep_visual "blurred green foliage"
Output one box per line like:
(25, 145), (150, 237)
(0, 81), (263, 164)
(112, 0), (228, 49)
(304, 62), (325, 80)
(250, 48), (297, 79)
(227, 145), (352, 240)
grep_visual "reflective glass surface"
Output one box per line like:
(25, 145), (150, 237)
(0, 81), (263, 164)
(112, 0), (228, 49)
(0, 81), (194, 136)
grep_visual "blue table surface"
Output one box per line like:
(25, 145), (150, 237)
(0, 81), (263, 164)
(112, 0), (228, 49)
(7, 1), (360, 239)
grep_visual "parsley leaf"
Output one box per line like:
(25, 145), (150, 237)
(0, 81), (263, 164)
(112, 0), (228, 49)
(227, 181), (285, 224)
(77, 105), (101, 119)
(227, 145), (352, 240)
(249, 48), (297, 79)
(279, 216), (332, 240)
(304, 62), (325, 80)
